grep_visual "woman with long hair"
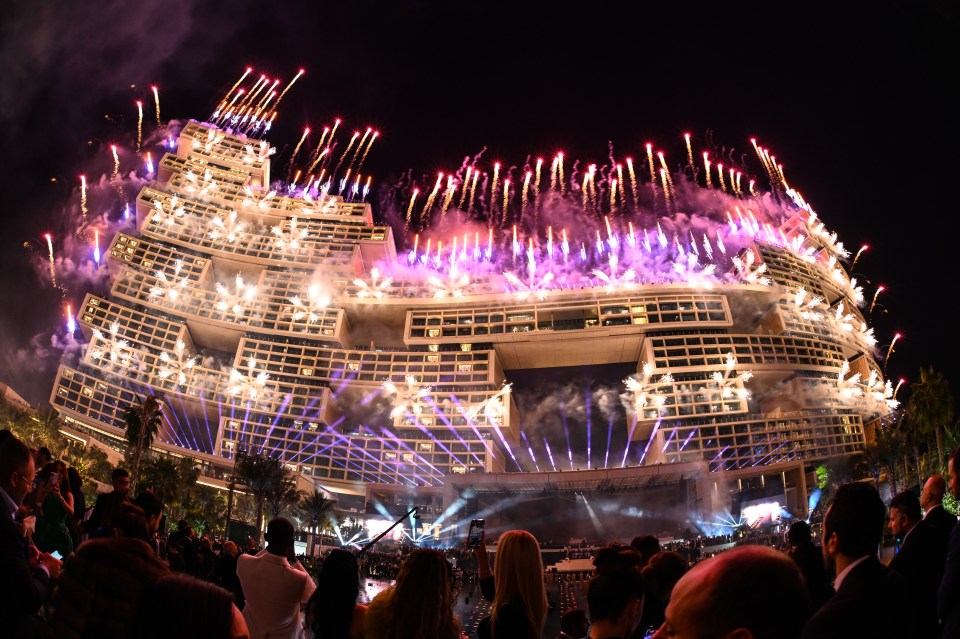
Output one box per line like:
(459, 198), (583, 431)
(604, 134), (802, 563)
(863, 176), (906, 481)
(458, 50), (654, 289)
(366, 549), (461, 639)
(34, 459), (75, 556)
(477, 530), (548, 639)
(306, 549), (365, 639)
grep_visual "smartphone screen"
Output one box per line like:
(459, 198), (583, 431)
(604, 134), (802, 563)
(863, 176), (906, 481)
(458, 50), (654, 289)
(50, 550), (63, 560)
(467, 519), (484, 547)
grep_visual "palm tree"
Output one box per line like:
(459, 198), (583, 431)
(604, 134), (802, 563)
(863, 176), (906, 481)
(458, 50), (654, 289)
(864, 425), (905, 498)
(124, 394), (164, 493)
(905, 367), (955, 475)
(268, 474), (304, 519)
(234, 452), (285, 544)
(139, 456), (181, 507)
(299, 490), (336, 556)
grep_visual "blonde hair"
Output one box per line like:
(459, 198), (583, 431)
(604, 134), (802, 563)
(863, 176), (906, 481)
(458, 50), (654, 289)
(491, 530), (547, 639)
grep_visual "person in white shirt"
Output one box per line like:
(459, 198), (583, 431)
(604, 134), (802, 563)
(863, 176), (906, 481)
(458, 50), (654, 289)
(237, 517), (316, 639)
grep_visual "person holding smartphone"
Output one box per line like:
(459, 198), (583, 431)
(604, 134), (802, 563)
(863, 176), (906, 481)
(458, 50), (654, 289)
(0, 435), (62, 638)
(474, 528), (548, 639)
(33, 460), (74, 558)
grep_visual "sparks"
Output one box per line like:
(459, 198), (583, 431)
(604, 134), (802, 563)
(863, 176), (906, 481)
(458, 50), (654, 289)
(151, 85), (161, 126)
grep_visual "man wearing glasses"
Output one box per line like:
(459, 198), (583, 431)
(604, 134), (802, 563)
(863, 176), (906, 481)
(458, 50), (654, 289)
(0, 434), (62, 638)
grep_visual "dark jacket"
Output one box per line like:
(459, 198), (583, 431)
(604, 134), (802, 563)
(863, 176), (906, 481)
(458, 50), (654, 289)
(84, 491), (127, 538)
(924, 504), (956, 550)
(53, 537), (170, 639)
(939, 523), (960, 638)
(801, 555), (916, 639)
(214, 552), (245, 608)
(889, 520), (942, 638)
(0, 511), (50, 639)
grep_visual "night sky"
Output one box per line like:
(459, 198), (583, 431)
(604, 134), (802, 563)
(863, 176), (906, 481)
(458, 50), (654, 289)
(1, 0), (957, 424)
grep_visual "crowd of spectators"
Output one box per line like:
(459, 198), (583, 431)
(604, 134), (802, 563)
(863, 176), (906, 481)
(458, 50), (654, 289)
(6, 426), (960, 639)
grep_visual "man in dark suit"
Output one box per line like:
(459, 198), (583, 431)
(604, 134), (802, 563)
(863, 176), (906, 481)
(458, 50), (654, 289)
(888, 490), (941, 638)
(84, 467), (130, 539)
(0, 436), (61, 639)
(801, 482), (916, 639)
(922, 474), (956, 546)
(938, 446), (960, 637)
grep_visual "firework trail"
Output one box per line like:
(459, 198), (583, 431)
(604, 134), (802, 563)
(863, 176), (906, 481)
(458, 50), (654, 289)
(151, 86), (161, 126)
(213, 67), (252, 118)
(290, 127), (310, 164)
(333, 131), (360, 179)
(883, 333), (901, 376)
(869, 285), (885, 315)
(501, 178), (510, 225)
(79, 175), (88, 228)
(420, 173), (444, 225)
(521, 170), (532, 218)
(356, 130), (379, 173)
(684, 133), (694, 169)
(851, 244), (869, 270)
(272, 68), (304, 111)
(557, 153), (565, 196)
(717, 162), (726, 192)
(405, 189), (418, 228)
(625, 157), (639, 211)
(467, 168), (479, 213)
(44, 234), (57, 288)
(347, 127), (372, 173)
(136, 101), (143, 155)
(457, 167), (472, 210)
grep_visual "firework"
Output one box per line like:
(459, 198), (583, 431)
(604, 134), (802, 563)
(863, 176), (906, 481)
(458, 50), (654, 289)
(883, 333), (902, 375)
(290, 127), (310, 164)
(65, 304), (75, 333)
(501, 178), (510, 224)
(273, 68), (305, 110)
(136, 101), (143, 154)
(869, 285), (885, 315)
(356, 130), (379, 172)
(534, 158), (543, 208)
(893, 378), (906, 400)
(79, 175), (88, 227)
(44, 233), (57, 288)
(457, 167), (472, 211)
(557, 153), (565, 196)
(468, 167), (480, 213)
(703, 152), (712, 188)
(151, 85), (161, 126)
(334, 131), (360, 177)
(684, 132), (694, 168)
(420, 173), (444, 224)
(717, 162), (726, 192)
(521, 170), (532, 217)
(626, 157), (639, 209)
(851, 244), (869, 270)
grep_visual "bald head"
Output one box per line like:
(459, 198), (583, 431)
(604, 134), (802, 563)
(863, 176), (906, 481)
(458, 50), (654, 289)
(655, 546), (809, 639)
(922, 475), (947, 511)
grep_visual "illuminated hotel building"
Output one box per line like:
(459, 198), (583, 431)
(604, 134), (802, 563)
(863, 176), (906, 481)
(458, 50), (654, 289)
(50, 118), (894, 535)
